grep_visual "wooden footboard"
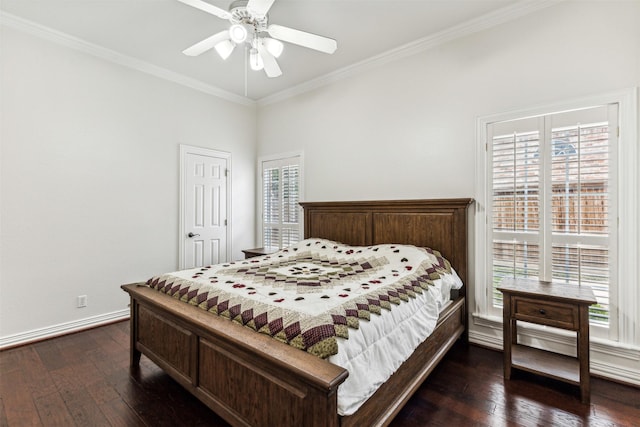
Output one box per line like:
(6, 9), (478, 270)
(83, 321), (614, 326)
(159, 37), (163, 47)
(123, 283), (349, 427)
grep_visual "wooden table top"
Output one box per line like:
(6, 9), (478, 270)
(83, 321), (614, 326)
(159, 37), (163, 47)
(497, 277), (597, 305)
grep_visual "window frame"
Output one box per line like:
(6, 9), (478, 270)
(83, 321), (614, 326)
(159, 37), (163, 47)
(475, 88), (638, 346)
(257, 151), (304, 250)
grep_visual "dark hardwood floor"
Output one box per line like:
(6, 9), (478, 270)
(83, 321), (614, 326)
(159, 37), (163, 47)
(1, 321), (638, 426)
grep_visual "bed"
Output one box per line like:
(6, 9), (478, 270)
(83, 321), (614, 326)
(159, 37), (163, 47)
(122, 198), (473, 427)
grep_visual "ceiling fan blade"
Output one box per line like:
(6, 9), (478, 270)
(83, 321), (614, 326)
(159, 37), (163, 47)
(183, 30), (230, 56)
(177, 0), (230, 20)
(247, 0), (275, 17)
(257, 42), (282, 78)
(267, 24), (337, 54)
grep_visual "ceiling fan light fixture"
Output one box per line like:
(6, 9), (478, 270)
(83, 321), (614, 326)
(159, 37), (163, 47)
(263, 37), (283, 58)
(229, 24), (248, 43)
(214, 39), (236, 60)
(249, 48), (264, 70)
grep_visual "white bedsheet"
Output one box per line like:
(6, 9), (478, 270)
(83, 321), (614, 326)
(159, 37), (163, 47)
(329, 270), (463, 416)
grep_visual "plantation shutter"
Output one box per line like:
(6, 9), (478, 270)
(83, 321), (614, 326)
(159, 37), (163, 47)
(488, 105), (617, 326)
(261, 156), (301, 249)
(547, 107), (616, 325)
(490, 117), (542, 308)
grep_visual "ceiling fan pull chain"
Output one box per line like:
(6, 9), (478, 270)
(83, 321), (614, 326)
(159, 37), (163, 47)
(244, 44), (248, 98)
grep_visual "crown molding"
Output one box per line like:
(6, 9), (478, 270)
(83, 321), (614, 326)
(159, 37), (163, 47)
(257, 0), (562, 106)
(0, 12), (256, 107)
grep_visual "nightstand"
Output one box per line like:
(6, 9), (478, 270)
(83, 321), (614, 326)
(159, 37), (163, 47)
(497, 278), (597, 404)
(241, 247), (277, 259)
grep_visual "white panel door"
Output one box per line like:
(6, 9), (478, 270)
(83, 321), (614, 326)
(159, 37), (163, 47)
(182, 148), (229, 269)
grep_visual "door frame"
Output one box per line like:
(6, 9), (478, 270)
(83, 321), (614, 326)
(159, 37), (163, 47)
(179, 144), (232, 269)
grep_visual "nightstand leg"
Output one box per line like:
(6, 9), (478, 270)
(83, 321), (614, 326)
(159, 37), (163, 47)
(578, 305), (591, 404)
(503, 296), (512, 380)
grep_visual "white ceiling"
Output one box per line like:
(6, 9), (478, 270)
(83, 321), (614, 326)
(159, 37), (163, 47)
(1, 0), (530, 102)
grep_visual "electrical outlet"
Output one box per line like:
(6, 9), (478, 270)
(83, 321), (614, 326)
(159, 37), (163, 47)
(77, 295), (87, 308)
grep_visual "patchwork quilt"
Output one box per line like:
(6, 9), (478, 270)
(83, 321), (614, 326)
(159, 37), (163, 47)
(146, 238), (452, 359)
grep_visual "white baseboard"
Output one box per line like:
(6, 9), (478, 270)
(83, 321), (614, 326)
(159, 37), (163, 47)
(468, 329), (503, 351)
(0, 309), (130, 349)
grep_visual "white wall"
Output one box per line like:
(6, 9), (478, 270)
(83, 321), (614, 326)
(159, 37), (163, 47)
(0, 27), (257, 341)
(258, 1), (639, 201)
(257, 1), (640, 382)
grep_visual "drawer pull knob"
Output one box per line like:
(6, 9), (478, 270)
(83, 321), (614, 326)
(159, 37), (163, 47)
(539, 309), (547, 315)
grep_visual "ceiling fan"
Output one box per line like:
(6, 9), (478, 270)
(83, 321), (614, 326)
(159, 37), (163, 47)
(178, 0), (338, 78)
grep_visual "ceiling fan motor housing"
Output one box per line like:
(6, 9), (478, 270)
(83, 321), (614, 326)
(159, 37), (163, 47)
(229, 0), (268, 32)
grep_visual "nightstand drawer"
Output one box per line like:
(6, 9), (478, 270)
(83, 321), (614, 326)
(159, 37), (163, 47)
(513, 298), (578, 329)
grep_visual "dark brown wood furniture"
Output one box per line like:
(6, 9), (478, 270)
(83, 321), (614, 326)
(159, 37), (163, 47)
(122, 198), (473, 427)
(498, 278), (597, 404)
(241, 247), (278, 259)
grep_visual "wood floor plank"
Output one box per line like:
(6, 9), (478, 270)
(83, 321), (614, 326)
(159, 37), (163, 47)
(49, 361), (103, 394)
(85, 375), (147, 427)
(10, 346), (57, 400)
(99, 398), (146, 427)
(86, 378), (122, 405)
(102, 321), (131, 349)
(60, 386), (111, 426)
(54, 330), (101, 365)
(32, 392), (76, 426)
(0, 346), (20, 376)
(0, 397), (11, 427)
(112, 367), (182, 427)
(32, 340), (67, 373)
(90, 325), (129, 357)
(87, 347), (129, 381)
(0, 370), (42, 427)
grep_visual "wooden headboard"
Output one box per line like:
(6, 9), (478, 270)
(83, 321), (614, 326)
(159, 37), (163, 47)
(299, 198), (473, 285)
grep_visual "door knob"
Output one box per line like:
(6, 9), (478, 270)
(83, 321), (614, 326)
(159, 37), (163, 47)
(188, 232), (200, 238)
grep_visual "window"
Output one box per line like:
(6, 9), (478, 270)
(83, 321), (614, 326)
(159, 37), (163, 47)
(472, 87), (640, 347)
(477, 89), (639, 374)
(488, 106), (617, 330)
(260, 154), (303, 249)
